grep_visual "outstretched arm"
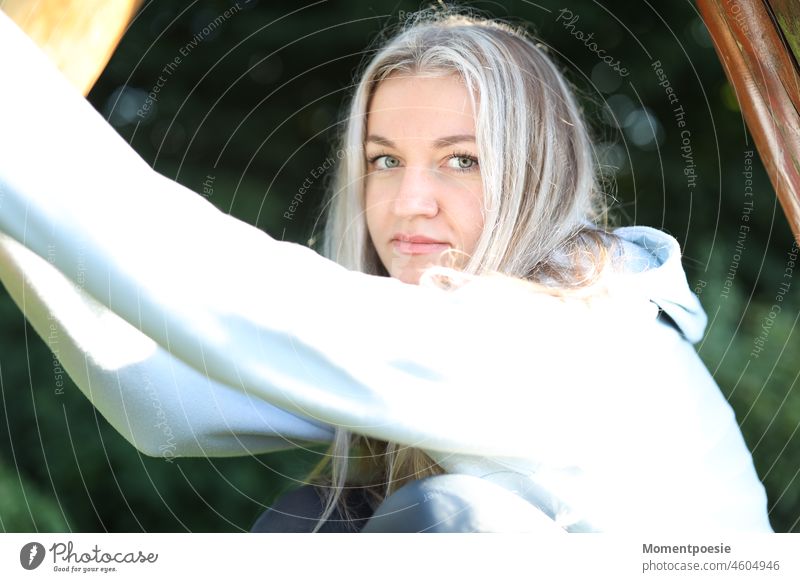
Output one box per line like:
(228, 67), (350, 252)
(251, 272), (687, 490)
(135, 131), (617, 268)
(0, 232), (334, 458)
(0, 9), (663, 464)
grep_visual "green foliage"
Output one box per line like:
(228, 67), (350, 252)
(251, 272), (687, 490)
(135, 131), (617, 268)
(0, 456), (70, 532)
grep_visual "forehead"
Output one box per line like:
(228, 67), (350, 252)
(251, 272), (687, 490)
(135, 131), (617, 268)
(366, 73), (476, 139)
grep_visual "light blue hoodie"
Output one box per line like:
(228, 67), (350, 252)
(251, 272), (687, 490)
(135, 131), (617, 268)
(0, 10), (771, 532)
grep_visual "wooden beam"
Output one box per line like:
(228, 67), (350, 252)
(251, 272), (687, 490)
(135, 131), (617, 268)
(697, 0), (800, 241)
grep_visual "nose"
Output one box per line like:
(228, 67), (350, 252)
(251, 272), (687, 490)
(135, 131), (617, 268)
(392, 165), (439, 218)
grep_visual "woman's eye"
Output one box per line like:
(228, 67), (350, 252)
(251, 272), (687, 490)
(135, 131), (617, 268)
(447, 155), (478, 171)
(372, 155), (400, 170)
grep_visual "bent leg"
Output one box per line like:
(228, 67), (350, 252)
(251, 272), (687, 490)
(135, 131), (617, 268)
(251, 486), (373, 533)
(361, 474), (566, 533)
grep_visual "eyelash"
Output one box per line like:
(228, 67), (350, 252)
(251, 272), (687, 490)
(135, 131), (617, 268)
(447, 151), (479, 172)
(366, 150), (479, 173)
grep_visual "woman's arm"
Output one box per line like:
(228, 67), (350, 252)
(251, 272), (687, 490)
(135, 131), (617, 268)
(0, 232), (334, 457)
(0, 10), (664, 463)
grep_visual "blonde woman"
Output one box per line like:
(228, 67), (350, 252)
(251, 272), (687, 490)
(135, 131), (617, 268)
(0, 8), (771, 533)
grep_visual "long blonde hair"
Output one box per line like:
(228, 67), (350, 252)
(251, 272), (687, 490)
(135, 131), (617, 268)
(309, 6), (616, 531)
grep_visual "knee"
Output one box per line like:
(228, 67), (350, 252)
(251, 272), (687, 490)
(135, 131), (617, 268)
(361, 474), (564, 533)
(251, 485), (326, 533)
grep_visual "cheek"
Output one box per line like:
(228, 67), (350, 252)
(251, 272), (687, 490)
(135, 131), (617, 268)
(459, 189), (485, 252)
(363, 186), (386, 242)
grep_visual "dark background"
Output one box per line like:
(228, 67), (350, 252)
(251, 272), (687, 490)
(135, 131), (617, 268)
(1, 0), (798, 532)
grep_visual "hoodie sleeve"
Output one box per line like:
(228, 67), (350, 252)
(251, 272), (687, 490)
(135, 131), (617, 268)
(0, 10), (684, 465)
(0, 232), (335, 458)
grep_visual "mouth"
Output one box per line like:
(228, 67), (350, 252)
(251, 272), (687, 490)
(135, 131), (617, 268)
(391, 234), (451, 255)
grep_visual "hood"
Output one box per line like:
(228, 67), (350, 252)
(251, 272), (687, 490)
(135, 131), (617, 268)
(612, 226), (708, 344)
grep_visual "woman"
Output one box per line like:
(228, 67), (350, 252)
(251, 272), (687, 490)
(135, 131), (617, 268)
(0, 7), (771, 532)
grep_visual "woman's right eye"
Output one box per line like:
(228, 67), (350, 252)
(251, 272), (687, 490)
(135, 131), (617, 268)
(370, 154), (400, 170)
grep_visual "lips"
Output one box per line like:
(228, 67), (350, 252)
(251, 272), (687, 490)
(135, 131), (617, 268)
(391, 233), (450, 255)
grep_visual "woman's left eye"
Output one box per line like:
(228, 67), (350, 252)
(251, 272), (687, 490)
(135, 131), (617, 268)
(446, 155), (478, 171)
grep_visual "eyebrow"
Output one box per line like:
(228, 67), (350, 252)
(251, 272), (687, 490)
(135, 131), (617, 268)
(365, 134), (476, 149)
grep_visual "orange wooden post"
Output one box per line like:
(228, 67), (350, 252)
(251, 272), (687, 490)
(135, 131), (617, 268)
(697, 0), (800, 242)
(1, 0), (143, 96)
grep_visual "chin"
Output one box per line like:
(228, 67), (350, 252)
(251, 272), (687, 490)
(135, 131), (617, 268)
(385, 265), (423, 285)
(393, 271), (421, 285)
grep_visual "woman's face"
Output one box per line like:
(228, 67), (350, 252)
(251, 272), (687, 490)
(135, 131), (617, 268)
(364, 73), (485, 284)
